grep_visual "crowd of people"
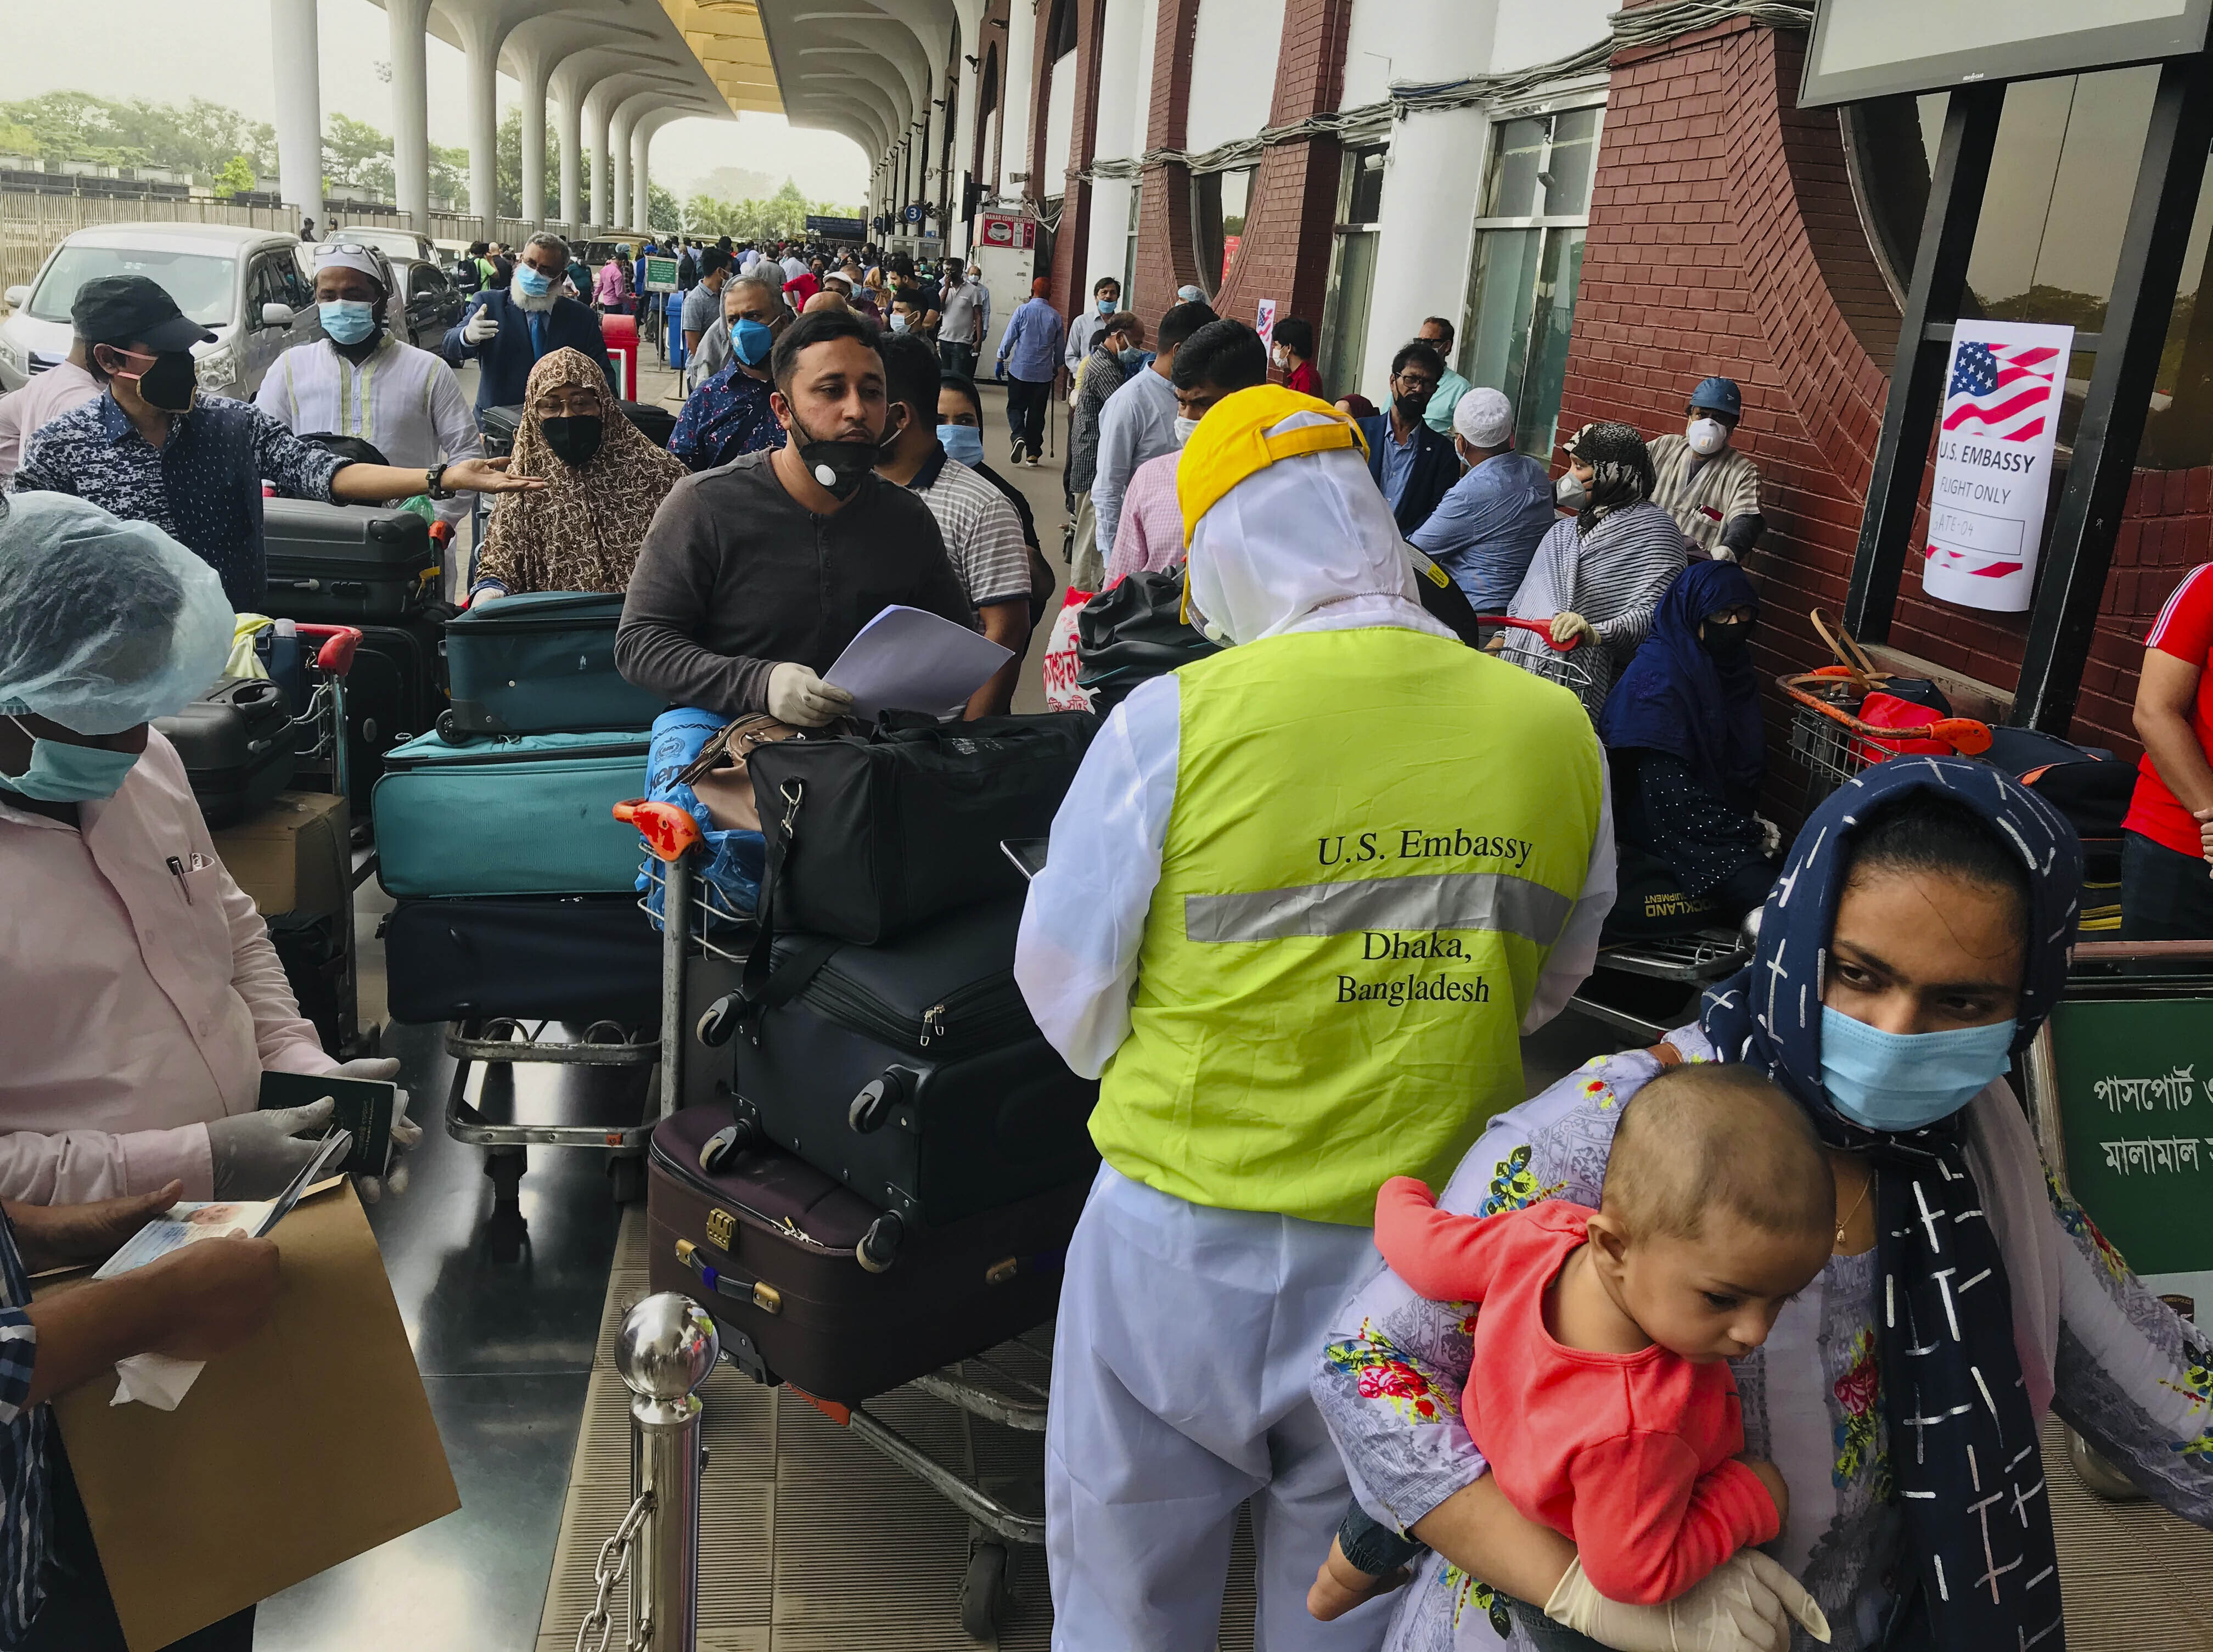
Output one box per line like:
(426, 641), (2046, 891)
(0, 212), (2210, 1652)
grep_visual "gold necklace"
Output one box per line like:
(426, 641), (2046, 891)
(1834, 1165), (1874, 1250)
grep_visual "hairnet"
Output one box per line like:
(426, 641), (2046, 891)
(0, 493), (232, 735)
(1187, 410), (1448, 646)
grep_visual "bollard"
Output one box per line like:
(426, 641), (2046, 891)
(615, 1293), (719, 1651)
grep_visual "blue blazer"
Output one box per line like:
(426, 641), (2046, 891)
(441, 290), (616, 412)
(1356, 412), (1460, 537)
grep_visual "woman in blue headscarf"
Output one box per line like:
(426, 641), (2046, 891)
(1600, 560), (1773, 915)
(1314, 758), (2213, 1652)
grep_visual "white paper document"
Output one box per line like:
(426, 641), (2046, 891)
(823, 605), (1014, 719)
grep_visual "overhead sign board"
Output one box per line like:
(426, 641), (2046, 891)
(1800, 0), (2212, 107)
(805, 215), (866, 241)
(904, 204), (924, 224)
(978, 212), (1037, 251)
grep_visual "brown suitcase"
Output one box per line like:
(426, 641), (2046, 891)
(646, 1106), (1087, 1403)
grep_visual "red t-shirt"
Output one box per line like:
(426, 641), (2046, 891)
(1285, 359), (1322, 397)
(2124, 563), (2213, 856)
(1373, 1184), (1779, 1605)
(785, 272), (821, 307)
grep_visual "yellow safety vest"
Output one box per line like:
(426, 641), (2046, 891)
(1090, 625), (1605, 1226)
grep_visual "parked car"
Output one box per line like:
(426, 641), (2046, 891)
(387, 255), (465, 349)
(328, 225), (439, 266)
(0, 223), (322, 398)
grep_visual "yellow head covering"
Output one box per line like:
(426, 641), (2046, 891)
(1175, 384), (1367, 548)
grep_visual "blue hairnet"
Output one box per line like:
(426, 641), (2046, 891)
(0, 493), (232, 735)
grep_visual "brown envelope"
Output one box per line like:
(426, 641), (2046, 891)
(43, 1182), (458, 1651)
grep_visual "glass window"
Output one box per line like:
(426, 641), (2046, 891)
(29, 245), (234, 326)
(1320, 144), (1390, 402)
(1124, 181), (1142, 304)
(1458, 103), (1603, 460)
(1853, 67), (2213, 470)
(1192, 167), (1256, 299)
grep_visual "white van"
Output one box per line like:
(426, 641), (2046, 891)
(0, 223), (323, 398)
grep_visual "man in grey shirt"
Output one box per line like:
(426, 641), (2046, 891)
(1093, 300), (1214, 563)
(680, 247), (731, 358)
(617, 308), (975, 722)
(936, 265), (987, 383)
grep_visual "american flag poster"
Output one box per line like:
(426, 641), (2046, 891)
(1923, 319), (2073, 612)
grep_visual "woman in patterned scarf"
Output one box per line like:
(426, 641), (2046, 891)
(468, 347), (687, 603)
(1497, 421), (1687, 717)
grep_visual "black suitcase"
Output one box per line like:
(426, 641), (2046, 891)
(152, 677), (296, 827)
(479, 404), (524, 458)
(381, 894), (661, 1025)
(345, 620), (445, 819)
(263, 499), (438, 622)
(729, 897), (1099, 1228)
(620, 399), (677, 448)
(646, 1106), (1086, 1402)
(267, 909), (354, 1056)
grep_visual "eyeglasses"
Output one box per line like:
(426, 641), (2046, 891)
(311, 242), (379, 262)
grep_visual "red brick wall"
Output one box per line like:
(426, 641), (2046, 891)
(1030, 0), (1111, 334)
(1570, 18), (2200, 790)
(1131, 0), (1205, 318)
(1212, 0), (1354, 333)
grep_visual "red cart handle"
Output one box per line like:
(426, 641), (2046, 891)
(1474, 615), (1585, 651)
(293, 623), (362, 677)
(615, 799), (702, 863)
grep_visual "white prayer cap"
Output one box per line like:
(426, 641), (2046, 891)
(1453, 386), (1515, 448)
(313, 243), (387, 287)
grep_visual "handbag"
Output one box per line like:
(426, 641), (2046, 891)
(1075, 567), (1222, 715)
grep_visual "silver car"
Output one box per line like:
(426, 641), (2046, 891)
(0, 223), (323, 399)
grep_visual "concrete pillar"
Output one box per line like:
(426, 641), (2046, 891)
(588, 89), (615, 228)
(268, 0), (322, 229)
(631, 113), (659, 232)
(458, 14), (506, 232)
(553, 64), (586, 229)
(923, 53), (947, 235)
(611, 104), (636, 231)
(386, 0), (432, 230)
(518, 49), (552, 227)
(1002, 0), (1037, 200)
(950, 0), (985, 254)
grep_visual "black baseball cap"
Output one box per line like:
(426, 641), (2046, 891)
(71, 276), (216, 352)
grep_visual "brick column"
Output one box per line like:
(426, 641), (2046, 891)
(1212, 0), (1353, 336)
(1029, 0), (1113, 333)
(1131, 0), (1205, 317)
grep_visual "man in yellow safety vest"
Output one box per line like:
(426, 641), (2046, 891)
(1014, 384), (1616, 1648)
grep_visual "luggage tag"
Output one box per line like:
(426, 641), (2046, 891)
(259, 1070), (396, 1181)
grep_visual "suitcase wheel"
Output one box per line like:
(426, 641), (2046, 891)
(855, 1210), (904, 1274)
(697, 993), (743, 1049)
(960, 1541), (1010, 1640)
(698, 1119), (759, 1174)
(436, 708), (460, 741)
(847, 1069), (912, 1135)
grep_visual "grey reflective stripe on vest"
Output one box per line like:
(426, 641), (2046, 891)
(1183, 872), (1572, 946)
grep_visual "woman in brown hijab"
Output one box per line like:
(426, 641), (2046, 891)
(468, 347), (688, 603)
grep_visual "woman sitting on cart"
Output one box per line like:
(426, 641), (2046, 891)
(1313, 760), (2213, 1650)
(1598, 558), (1776, 917)
(1497, 422), (1688, 717)
(469, 347), (687, 606)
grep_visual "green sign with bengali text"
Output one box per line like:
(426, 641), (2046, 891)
(643, 255), (679, 294)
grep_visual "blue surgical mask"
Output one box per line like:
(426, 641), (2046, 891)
(938, 423), (985, 467)
(514, 265), (553, 299)
(1, 717), (142, 802)
(319, 300), (378, 345)
(1119, 347), (1144, 370)
(1097, 298), (1115, 316)
(732, 318), (773, 368)
(1817, 1005), (2017, 1131)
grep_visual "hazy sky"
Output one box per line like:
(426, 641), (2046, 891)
(2, 0), (870, 204)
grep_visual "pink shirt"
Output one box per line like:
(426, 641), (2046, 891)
(594, 261), (631, 308)
(0, 732), (336, 1202)
(0, 361), (99, 486)
(1105, 449), (1184, 587)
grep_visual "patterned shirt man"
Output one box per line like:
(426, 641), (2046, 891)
(669, 361), (784, 474)
(1648, 432), (1761, 559)
(14, 391), (345, 611)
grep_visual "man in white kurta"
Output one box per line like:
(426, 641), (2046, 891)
(254, 244), (481, 532)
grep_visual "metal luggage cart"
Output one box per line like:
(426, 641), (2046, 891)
(1476, 612), (1599, 701)
(624, 796), (1054, 1640)
(1566, 925), (1755, 1045)
(1779, 667), (1993, 805)
(279, 623), (380, 1058)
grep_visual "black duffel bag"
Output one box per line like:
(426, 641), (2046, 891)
(1075, 566), (1221, 714)
(745, 710), (1099, 949)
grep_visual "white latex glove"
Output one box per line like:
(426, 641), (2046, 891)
(1756, 814), (1783, 857)
(207, 1099), (337, 1199)
(1551, 611), (1599, 649)
(463, 307), (499, 346)
(766, 662), (856, 728)
(327, 1057), (420, 1203)
(1544, 1552), (1831, 1651)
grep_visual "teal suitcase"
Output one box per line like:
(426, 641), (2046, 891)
(440, 592), (667, 736)
(372, 729), (651, 897)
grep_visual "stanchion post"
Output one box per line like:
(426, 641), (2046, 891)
(615, 1294), (718, 1651)
(658, 853), (689, 1120)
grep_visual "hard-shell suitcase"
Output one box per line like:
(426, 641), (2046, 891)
(263, 499), (437, 622)
(151, 677), (296, 827)
(343, 621), (444, 821)
(372, 729), (650, 897)
(267, 908), (354, 1056)
(441, 592), (666, 735)
(381, 894), (661, 1025)
(729, 898), (1099, 1227)
(645, 1106), (1085, 1403)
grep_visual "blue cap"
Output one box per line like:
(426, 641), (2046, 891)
(1689, 376), (1742, 419)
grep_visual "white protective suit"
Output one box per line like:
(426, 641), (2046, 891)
(1015, 419), (1617, 1651)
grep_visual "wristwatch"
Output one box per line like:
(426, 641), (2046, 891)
(426, 463), (453, 500)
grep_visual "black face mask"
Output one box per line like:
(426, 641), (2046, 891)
(540, 414), (604, 469)
(132, 351), (199, 413)
(1701, 618), (1754, 658)
(792, 409), (894, 501)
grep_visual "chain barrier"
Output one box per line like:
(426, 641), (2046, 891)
(575, 1491), (655, 1652)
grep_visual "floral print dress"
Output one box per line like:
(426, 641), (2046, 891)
(1313, 1026), (2213, 1652)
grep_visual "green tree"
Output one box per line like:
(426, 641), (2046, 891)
(212, 155), (257, 200)
(765, 178), (808, 241)
(648, 182), (679, 235)
(323, 112), (393, 198)
(430, 143), (468, 210)
(0, 91), (276, 181)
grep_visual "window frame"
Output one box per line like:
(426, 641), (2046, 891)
(1318, 141), (1391, 403)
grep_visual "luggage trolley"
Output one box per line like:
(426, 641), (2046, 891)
(623, 798), (1053, 1640)
(1476, 613), (1600, 701)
